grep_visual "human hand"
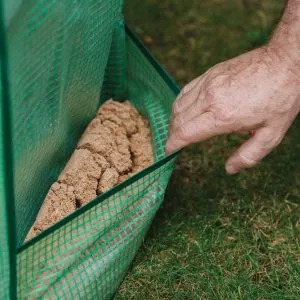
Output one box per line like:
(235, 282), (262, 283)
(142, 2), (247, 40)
(166, 46), (300, 174)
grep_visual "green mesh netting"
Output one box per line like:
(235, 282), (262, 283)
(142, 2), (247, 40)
(9, 0), (125, 246)
(0, 1), (178, 299)
(0, 60), (11, 300)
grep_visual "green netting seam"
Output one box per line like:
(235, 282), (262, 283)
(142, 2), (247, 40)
(125, 24), (179, 95)
(0, 3), (17, 299)
(19, 150), (179, 253)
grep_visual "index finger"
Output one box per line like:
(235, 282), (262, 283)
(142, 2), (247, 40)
(166, 111), (230, 154)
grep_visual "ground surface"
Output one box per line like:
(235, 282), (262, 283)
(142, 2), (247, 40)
(116, 1), (300, 299)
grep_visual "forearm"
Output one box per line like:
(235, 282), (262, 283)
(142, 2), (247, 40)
(269, 0), (300, 66)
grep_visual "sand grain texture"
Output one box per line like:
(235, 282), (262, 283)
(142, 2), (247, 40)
(25, 99), (154, 241)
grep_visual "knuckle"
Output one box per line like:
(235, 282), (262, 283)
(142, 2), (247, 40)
(238, 152), (258, 168)
(177, 89), (184, 99)
(263, 134), (283, 150)
(173, 115), (182, 129)
(182, 84), (190, 95)
(171, 101), (179, 116)
(177, 125), (189, 141)
(206, 85), (217, 103)
(177, 83), (192, 99)
(212, 108), (233, 128)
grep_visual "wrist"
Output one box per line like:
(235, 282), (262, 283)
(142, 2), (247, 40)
(264, 39), (300, 111)
(267, 3), (300, 76)
(265, 37), (300, 80)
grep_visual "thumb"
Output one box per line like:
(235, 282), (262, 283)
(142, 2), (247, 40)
(225, 127), (282, 174)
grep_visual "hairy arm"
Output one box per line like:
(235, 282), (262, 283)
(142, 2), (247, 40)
(166, 0), (300, 174)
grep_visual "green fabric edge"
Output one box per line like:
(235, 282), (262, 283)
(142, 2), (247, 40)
(125, 24), (179, 95)
(18, 24), (181, 254)
(0, 3), (17, 299)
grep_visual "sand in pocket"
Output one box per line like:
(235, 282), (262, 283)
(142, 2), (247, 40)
(25, 99), (154, 241)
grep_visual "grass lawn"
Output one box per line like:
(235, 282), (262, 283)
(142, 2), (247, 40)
(116, 1), (300, 298)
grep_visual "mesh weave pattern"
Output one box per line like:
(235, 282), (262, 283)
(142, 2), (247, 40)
(17, 32), (177, 299)
(0, 1), (178, 298)
(7, 0), (123, 246)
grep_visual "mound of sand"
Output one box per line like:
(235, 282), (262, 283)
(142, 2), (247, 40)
(25, 99), (153, 241)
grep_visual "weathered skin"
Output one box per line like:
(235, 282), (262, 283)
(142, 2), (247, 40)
(166, 0), (300, 174)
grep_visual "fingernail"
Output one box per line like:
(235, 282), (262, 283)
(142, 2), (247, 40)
(225, 164), (238, 175)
